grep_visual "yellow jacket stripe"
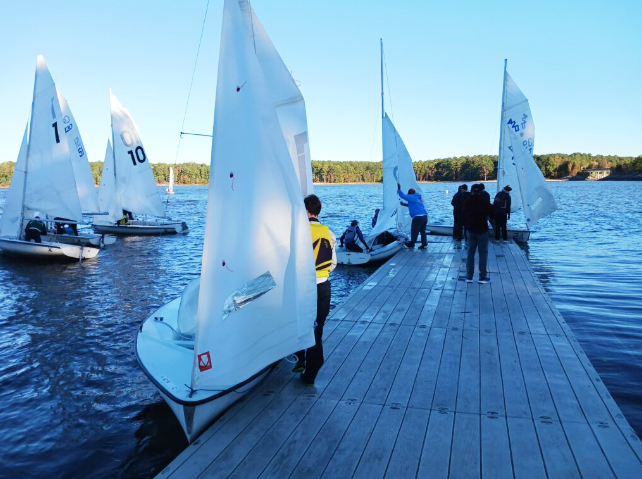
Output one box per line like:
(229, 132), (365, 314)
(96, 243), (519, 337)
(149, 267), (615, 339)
(310, 222), (333, 279)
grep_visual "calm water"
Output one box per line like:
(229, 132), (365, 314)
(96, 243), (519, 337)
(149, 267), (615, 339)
(0, 182), (640, 478)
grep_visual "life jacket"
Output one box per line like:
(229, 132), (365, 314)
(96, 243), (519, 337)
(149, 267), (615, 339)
(310, 222), (333, 279)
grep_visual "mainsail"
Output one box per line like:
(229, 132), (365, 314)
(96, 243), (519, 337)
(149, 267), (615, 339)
(110, 91), (165, 218)
(22, 56), (83, 223)
(497, 61), (557, 225)
(58, 90), (100, 213)
(239, 0), (313, 197)
(190, 0), (316, 390)
(168, 167), (175, 194)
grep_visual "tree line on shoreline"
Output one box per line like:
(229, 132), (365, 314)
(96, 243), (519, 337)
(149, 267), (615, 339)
(1, 153), (640, 187)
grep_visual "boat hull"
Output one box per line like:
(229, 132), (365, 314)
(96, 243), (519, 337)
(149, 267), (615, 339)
(42, 232), (117, 247)
(135, 298), (276, 442)
(426, 223), (531, 243)
(93, 220), (189, 236)
(337, 240), (403, 265)
(0, 237), (100, 260)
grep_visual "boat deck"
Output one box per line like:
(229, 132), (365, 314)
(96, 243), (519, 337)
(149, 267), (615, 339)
(156, 236), (642, 479)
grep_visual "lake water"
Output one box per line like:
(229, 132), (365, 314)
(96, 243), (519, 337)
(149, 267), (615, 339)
(0, 181), (640, 478)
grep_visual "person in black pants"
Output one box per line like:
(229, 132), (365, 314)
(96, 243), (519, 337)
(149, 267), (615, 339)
(294, 194), (337, 386)
(493, 185), (512, 241)
(451, 184), (468, 241)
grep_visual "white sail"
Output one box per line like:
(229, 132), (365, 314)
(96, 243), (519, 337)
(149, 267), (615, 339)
(167, 167), (175, 194)
(0, 125), (29, 238)
(508, 129), (558, 227)
(57, 90), (100, 213)
(110, 91), (165, 218)
(191, 0), (316, 390)
(497, 69), (534, 212)
(23, 56), (83, 223)
(370, 113), (423, 238)
(240, 0), (313, 197)
(95, 140), (122, 224)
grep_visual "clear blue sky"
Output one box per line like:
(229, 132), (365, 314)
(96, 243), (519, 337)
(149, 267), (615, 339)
(1, 0), (640, 167)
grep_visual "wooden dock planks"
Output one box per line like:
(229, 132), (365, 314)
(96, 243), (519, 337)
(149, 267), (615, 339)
(157, 237), (642, 479)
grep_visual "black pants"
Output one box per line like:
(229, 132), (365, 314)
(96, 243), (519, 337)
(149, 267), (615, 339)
(453, 211), (464, 241)
(296, 280), (331, 381)
(345, 242), (363, 252)
(25, 228), (42, 243)
(409, 215), (427, 247)
(495, 213), (508, 240)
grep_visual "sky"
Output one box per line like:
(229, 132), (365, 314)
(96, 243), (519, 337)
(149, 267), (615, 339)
(0, 0), (640, 167)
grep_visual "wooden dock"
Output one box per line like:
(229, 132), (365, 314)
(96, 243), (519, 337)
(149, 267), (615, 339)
(156, 236), (642, 478)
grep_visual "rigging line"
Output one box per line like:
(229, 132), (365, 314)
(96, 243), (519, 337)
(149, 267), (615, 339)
(174, 0), (211, 164)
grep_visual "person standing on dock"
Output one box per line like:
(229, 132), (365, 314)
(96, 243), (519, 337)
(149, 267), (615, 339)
(462, 184), (494, 283)
(493, 185), (512, 241)
(397, 184), (428, 249)
(294, 194), (337, 386)
(451, 184), (469, 241)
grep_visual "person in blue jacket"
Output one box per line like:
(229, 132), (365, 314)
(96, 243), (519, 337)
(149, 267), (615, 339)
(340, 220), (370, 253)
(397, 183), (428, 249)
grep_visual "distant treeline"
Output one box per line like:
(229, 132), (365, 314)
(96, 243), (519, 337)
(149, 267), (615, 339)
(1, 153), (640, 186)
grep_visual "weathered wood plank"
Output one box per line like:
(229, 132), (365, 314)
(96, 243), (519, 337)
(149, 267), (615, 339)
(385, 325), (430, 407)
(481, 415), (513, 479)
(417, 410), (455, 479)
(407, 327), (446, 410)
(507, 417), (547, 479)
(384, 408), (429, 479)
(432, 328), (463, 413)
(450, 412), (481, 478)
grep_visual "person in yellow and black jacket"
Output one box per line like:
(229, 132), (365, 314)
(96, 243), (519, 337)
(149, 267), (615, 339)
(294, 194), (337, 386)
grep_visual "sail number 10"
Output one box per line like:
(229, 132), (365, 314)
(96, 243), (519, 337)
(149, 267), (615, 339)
(128, 146), (147, 165)
(120, 129), (147, 166)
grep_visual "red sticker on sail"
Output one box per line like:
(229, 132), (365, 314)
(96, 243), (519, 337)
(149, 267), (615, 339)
(198, 352), (212, 372)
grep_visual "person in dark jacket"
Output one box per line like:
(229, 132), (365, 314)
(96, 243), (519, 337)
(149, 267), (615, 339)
(397, 184), (428, 249)
(24, 216), (47, 243)
(478, 183), (494, 229)
(340, 220), (370, 253)
(462, 184), (494, 283)
(451, 184), (468, 241)
(493, 185), (512, 241)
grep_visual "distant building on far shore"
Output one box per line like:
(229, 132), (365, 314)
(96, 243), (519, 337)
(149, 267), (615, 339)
(583, 168), (611, 180)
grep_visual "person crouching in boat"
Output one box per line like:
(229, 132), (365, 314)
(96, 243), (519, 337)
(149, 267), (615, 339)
(340, 220), (371, 253)
(293, 194), (337, 386)
(24, 216), (47, 243)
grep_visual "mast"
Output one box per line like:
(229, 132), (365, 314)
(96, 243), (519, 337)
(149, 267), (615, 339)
(497, 59), (507, 195)
(380, 38), (384, 120)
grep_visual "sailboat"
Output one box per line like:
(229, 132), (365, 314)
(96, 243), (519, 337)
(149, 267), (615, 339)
(0, 56), (99, 261)
(336, 40), (413, 266)
(427, 60), (557, 242)
(136, 0), (317, 442)
(166, 167), (175, 195)
(93, 91), (189, 236)
(41, 89), (116, 247)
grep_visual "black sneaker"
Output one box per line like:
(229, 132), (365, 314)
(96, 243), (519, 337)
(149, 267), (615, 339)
(300, 374), (315, 386)
(405, 242), (414, 249)
(479, 277), (491, 284)
(292, 361), (305, 373)
(418, 245), (427, 250)
(465, 277), (474, 283)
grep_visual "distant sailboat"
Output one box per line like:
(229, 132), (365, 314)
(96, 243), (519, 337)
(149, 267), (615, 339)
(166, 167), (175, 195)
(337, 39), (410, 265)
(427, 60), (557, 242)
(0, 56), (99, 260)
(93, 91), (188, 235)
(135, 0), (317, 442)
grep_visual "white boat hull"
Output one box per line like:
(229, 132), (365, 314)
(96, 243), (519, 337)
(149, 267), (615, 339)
(337, 240), (403, 265)
(0, 237), (100, 260)
(135, 298), (276, 442)
(42, 232), (117, 247)
(426, 223), (531, 243)
(93, 220), (189, 236)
